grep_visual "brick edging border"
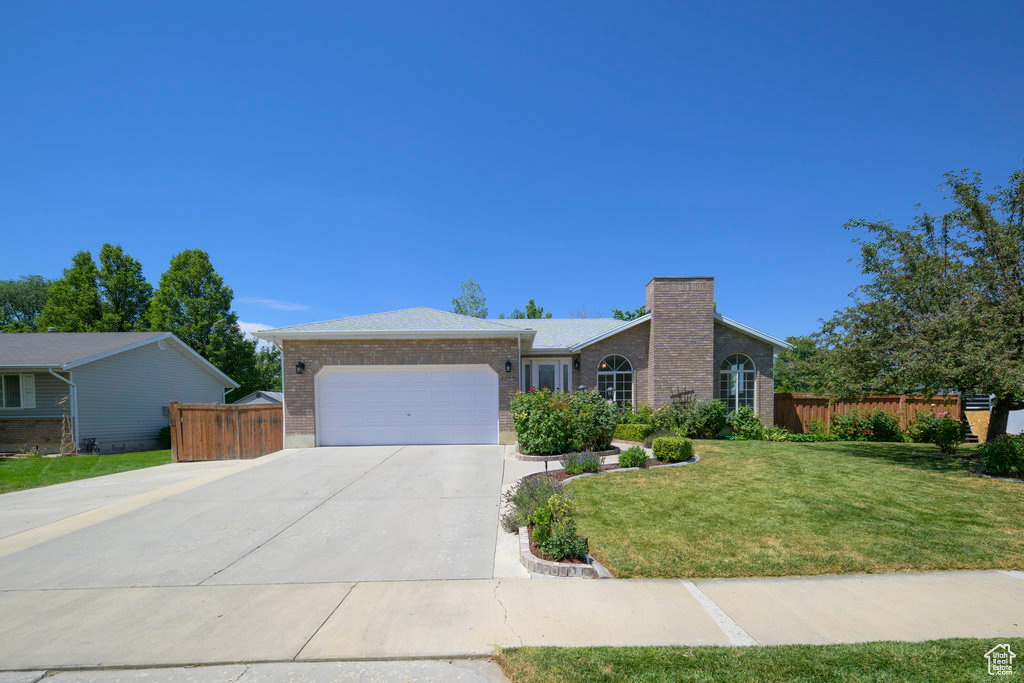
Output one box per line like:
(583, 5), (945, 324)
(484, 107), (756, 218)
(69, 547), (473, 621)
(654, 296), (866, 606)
(516, 446), (620, 462)
(518, 526), (611, 578)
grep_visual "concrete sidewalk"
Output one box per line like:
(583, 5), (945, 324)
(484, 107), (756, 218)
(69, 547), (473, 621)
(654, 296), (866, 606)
(1, 570), (1021, 670)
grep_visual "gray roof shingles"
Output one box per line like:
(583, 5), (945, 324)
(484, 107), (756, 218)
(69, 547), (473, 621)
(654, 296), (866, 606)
(258, 307), (641, 350)
(0, 332), (166, 367)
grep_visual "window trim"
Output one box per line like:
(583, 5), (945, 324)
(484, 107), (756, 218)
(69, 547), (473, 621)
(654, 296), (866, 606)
(1, 374), (23, 410)
(719, 353), (756, 413)
(596, 354), (634, 406)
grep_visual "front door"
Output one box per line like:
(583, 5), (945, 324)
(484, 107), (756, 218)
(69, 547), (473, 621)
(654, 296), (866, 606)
(522, 359), (572, 393)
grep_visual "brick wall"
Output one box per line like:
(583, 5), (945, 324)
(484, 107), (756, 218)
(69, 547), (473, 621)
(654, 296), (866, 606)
(713, 322), (775, 424)
(281, 338), (520, 445)
(571, 320), (650, 404)
(645, 277), (716, 407)
(0, 418), (63, 454)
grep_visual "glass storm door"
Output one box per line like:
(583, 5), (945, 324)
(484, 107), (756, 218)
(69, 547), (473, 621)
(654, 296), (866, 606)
(537, 364), (556, 392)
(522, 359), (573, 392)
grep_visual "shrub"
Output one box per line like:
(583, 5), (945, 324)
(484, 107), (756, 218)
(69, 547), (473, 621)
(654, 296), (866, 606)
(530, 493), (588, 561)
(760, 425), (791, 442)
(829, 410), (870, 441)
(979, 435), (1024, 478)
(786, 432), (838, 442)
(560, 451), (602, 475)
(158, 426), (171, 449)
(643, 429), (678, 448)
(727, 407), (764, 440)
(500, 476), (565, 533)
(650, 398), (727, 438)
(828, 409), (906, 442)
(864, 409), (905, 442)
(807, 417), (830, 436)
(652, 436), (693, 463)
(613, 423), (653, 442)
(928, 412), (966, 454)
(511, 389), (617, 455)
(618, 445), (648, 468)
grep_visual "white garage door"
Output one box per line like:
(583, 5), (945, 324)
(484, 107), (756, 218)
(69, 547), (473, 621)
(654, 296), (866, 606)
(315, 365), (499, 446)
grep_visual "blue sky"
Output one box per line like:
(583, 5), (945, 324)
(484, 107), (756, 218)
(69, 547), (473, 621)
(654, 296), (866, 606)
(2, 2), (1022, 340)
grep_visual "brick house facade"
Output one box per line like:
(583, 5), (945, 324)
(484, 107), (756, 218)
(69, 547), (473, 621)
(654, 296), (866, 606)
(260, 277), (789, 448)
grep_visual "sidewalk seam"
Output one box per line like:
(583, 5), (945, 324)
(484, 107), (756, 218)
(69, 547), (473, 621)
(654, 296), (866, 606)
(681, 580), (758, 647)
(293, 583), (357, 660)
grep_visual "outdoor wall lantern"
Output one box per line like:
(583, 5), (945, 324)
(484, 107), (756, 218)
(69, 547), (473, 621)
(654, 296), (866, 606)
(573, 358), (580, 370)
(295, 361), (306, 375)
(505, 359), (513, 373)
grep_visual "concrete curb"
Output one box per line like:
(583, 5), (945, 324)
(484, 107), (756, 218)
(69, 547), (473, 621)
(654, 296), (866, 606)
(518, 526), (611, 578)
(975, 465), (1024, 483)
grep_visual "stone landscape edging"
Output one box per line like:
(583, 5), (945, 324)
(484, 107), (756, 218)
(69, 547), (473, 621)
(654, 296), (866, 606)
(560, 453), (700, 484)
(518, 526), (611, 578)
(516, 446), (620, 462)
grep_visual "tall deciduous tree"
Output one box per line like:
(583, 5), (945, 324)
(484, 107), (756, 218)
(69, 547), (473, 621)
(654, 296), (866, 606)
(820, 165), (1024, 439)
(98, 244), (153, 331)
(38, 251), (102, 332)
(773, 335), (826, 393)
(501, 299), (553, 319)
(148, 249), (260, 400)
(0, 275), (53, 331)
(450, 279), (488, 318)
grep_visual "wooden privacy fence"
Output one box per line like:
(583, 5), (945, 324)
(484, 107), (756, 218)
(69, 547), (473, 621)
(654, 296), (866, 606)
(169, 402), (283, 462)
(774, 393), (962, 434)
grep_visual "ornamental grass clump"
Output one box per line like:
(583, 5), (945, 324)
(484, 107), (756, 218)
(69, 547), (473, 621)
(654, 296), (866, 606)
(500, 476), (565, 533)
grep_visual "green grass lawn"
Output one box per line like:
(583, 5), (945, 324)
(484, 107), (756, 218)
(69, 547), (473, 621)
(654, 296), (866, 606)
(497, 639), (1022, 682)
(571, 440), (1024, 579)
(0, 450), (172, 494)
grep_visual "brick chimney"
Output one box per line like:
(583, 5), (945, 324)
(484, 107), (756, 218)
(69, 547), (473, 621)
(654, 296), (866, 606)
(645, 277), (715, 407)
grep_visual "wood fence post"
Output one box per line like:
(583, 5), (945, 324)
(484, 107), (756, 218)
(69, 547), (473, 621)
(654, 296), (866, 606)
(169, 401), (179, 462)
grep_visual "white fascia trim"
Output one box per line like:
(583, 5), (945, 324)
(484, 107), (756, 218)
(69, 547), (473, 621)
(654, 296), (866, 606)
(569, 314), (652, 352)
(63, 333), (240, 389)
(256, 329), (537, 342)
(715, 313), (792, 350)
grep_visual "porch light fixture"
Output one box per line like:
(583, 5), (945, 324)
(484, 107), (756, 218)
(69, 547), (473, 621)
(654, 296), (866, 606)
(295, 361), (306, 375)
(505, 360), (512, 373)
(573, 358), (580, 370)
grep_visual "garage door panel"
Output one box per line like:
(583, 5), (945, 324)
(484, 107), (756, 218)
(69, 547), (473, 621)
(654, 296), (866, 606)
(316, 365), (498, 445)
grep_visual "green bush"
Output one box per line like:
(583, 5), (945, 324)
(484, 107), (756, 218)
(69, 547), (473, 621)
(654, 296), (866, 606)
(158, 426), (171, 449)
(560, 451), (602, 475)
(828, 409), (907, 442)
(652, 436), (693, 463)
(613, 423), (653, 442)
(727, 406), (764, 440)
(643, 429), (678, 448)
(618, 445), (648, 468)
(807, 417), (830, 436)
(651, 398), (727, 439)
(829, 410), (870, 441)
(928, 412), (966, 454)
(979, 435), (1024, 478)
(511, 389), (617, 455)
(500, 476), (565, 533)
(530, 493), (588, 561)
(786, 432), (839, 442)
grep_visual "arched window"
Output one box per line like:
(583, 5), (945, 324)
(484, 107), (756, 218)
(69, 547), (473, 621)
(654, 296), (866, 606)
(720, 354), (756, 412)
(597, 355), (633, 405)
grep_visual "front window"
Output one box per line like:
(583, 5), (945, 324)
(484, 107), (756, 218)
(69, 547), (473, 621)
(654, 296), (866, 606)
(1, 375), (21, 409)
(597, 355), (632, 405)
(720, 354), (755, 412)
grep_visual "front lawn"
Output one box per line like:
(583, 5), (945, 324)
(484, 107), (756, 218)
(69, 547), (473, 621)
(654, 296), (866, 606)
(570, 440), (1024, 578)
(497, 639), (1021, 682)
(0, 450), (172, 494)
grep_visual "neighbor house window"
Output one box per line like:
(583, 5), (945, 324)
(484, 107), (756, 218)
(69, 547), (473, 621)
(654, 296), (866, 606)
(720, 354), (755, 412)
(597, 355), (632, 405)
(1, 375), (21, 409)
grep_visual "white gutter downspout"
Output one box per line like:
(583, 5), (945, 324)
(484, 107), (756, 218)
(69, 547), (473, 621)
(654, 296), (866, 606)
(517, 333), (522, 393)
(48, 368), (78, 447)
(273, 335), (286, 447)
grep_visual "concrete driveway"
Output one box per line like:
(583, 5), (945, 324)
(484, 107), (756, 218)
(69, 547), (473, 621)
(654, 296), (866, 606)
(0, 445), (504, 589)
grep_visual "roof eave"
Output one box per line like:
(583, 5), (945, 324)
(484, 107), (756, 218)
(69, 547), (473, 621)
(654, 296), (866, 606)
(256, 329), (537, 342)
(569, 314), (652, 351)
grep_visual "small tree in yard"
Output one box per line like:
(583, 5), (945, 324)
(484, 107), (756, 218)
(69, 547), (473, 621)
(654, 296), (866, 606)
(450, 279), (488, 318)
(819, 164), (1024, 439)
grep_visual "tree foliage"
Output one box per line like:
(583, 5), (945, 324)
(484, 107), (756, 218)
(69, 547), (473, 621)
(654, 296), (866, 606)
(773, 335), (826, 393)
(819, 165), (1024, 438)
(0, 275), (53, 331)
(97, 244), (153, 331)
(612, 306), (647, 321)
(38, 251), (103, 332)
(501, 298), (553, 319)
(450, 278), (487, 318)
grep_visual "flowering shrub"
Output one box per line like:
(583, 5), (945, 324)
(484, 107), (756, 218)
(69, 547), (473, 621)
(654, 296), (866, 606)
(906, 409), (965, 453)
(500, 476), (565, 533)
(560, 451), (602, 475)
(727, 406), (764, 440)
(829, 409), (905, 442)
(511, 389), (617, 455)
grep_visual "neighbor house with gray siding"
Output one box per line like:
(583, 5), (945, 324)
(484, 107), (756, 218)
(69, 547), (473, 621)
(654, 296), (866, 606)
(0, 332), (237, 454)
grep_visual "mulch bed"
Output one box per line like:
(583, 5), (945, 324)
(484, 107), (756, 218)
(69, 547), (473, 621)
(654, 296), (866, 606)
(534, 458), (670, 483)
(526, 525), (588, 565)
